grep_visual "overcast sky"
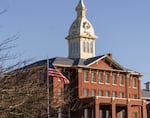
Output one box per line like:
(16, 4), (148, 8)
(0, 0), (150, 88)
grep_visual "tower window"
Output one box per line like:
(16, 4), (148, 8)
(73, 42), (76, 53)
(90, 42), (93, 53)
(74, 42), (78, 53)
(87, 42), (89, 53)
(83, 42), (86, 52)
(70, 42), (73, 52)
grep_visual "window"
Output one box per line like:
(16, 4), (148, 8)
(99, 90), (103, 96)
(73, 42), (75, 53)
(92, 109), (94, 118)
(105, 73), (110, 84)
(58, 108), (62, 118)
(70, 42), (73, 53)
(100, 110), (103, 118)
(120, 92), (124, 98)
(84, 71), (89, 82)
(106, 91), (110, 97)
(74, 42), (78, 53)
(84, 109), (89, 118)
(92, 72), (96, 82)
(84, 89), (89, 97)
(120, 110), (125, 118)
(133, 94), (137, 99)
(57, 77), (61, 82)
(98, 73), (103, 83)
(87, 42), (89, 53)
(112, 74), (117, 84)
(120, 75), (124, 85)
(133, 112), (137, 118)
(106, 110), (110, 118)
(58, 88), (62, 100)
(83, 42), (86, 52)
(112, 91), (117, 97)
(90, 42), (93, 53)
(132, 78), (137, 88)
(92, 89), (96, 96)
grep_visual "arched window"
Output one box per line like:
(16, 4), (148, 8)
(83, 42), (86, 52)
(75, 42), (78, 53)
(74, 42), (77, 53)
(70, 42), (73, 53)
(73, 42), (75, 53)
(90, 42), (93, 53)
(87, 42), (89, 53)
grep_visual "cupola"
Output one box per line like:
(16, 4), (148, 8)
(66, 0), (97, 59)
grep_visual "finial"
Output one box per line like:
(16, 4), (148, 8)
(76, 0), (86, 11)
(76, 0), (87, 18)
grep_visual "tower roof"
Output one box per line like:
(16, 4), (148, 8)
(66, 0), (97, 40)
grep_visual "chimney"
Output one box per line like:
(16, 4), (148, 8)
(145, 82), (150, 91)
(107, 53), (112, 58)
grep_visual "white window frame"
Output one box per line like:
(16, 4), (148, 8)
(91, 72), (96, 83)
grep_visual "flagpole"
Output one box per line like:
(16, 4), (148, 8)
(47, 59), (50, 118)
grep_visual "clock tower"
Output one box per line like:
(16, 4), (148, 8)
(66, 0), (97, 59)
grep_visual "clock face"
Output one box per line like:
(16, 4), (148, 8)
(83, 22), (90, 30)
(83, 22), (91, 36)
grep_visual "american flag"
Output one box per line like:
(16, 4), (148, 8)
(48, 61), (69, 84)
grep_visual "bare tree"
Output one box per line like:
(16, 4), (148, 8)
(0, 63), (68, 118)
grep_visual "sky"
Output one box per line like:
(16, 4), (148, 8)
(0, 0), (150, 88)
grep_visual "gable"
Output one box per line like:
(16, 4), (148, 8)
(87, 55), (125, 70)
(89, 60), (113, 69)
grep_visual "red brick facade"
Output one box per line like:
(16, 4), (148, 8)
(51, 55), (147, 118)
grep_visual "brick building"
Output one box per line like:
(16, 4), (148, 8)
(48, 55), (146, 118)
(5, 0), (147, 117)
(141, 82), (150, 118)
(47, 0), (147, 117)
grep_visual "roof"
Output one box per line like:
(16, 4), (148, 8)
(51, 55), (105, 67)
(141, 89), (150, 100)
(50, 55), (105, 67)
(20, 53), (141, 76)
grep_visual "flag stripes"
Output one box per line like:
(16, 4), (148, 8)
(48, 62), (69, 84)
